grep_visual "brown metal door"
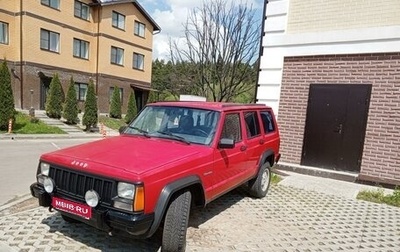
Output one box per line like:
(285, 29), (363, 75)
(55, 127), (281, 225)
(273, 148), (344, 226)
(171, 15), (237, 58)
(301, 84), (371, 172)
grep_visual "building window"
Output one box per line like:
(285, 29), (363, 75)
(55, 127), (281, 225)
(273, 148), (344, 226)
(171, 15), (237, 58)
(112, 11), (125, 30)
(133, 53), (144, 70)
(40, 29), (60, 53)
(109, 87), (123, 104)
(0, 22), (8, 44)
(134, 21), (145, 37)
(111, 46), (124, 65)
(73, 38), (89, 59)
(74, 83), (88, 101)
(74, 1), (89, 20)
(41, 0), (60, 9)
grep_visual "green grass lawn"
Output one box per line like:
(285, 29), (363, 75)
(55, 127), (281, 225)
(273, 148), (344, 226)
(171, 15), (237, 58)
(357, 187), (400, 207)
(0, 112), (65, 134)
(99, 115), (127, 130)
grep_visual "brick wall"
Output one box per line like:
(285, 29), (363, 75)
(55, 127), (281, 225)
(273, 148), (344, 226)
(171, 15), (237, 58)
(279, 53), (400, 183)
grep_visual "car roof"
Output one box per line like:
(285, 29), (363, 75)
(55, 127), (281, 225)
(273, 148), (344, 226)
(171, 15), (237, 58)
(148, 101), (272, 112)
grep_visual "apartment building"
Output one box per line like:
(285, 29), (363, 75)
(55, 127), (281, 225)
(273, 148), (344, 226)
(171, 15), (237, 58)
(257, 0), (400, 185)
(0, 0), (160, 113)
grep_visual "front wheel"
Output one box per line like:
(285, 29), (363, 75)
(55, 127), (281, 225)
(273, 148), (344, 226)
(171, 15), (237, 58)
(248, 162), (272, 198)
(161, 190), (192, 252)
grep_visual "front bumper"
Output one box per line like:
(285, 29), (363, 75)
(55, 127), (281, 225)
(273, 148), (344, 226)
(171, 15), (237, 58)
(30, 182), (154, 238)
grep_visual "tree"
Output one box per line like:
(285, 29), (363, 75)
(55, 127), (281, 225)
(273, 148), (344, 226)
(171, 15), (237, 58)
(0, 61), (15, 130)
(63, 77), (79, 124)
(46, 73), (64, 119)
(169, 0), (260, 102)
(147, 90), (158, 103)
(82, 80), (98, 131)
(109, 86), (122, 119)
(125, 90), (137, 123)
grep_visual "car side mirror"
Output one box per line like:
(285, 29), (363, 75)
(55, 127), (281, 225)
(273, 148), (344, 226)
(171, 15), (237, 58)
(218, 138), (235, 149)
(119, 126), (127, 134)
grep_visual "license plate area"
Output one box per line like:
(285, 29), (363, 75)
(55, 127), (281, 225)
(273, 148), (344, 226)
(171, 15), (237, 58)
(52, 197), (92, 219)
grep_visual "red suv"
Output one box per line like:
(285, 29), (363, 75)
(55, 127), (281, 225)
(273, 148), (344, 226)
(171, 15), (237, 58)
(30, 101), (280, 252)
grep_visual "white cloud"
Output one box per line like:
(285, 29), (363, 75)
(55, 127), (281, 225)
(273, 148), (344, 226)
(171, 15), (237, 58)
(145, 0), (263, 60)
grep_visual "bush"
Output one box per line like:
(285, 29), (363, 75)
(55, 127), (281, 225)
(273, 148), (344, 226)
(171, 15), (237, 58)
(30, 117), (40, 124)
(82, 80), (98, 131)
(109, 86), (122, 119)
(0, 61), (15, 130)
(147, 91), (158, 103)
(46, 73), (64, 119)
(63, 77), (79, 124)
(125, 90), (137, 123)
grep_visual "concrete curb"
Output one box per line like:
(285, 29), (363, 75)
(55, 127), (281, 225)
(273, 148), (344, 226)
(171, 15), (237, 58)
(0, 193), (34, 212)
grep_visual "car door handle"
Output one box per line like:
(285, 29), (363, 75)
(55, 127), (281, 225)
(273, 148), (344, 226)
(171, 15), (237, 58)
(240, 145), (247, 151)
(259, 139), (265, 144)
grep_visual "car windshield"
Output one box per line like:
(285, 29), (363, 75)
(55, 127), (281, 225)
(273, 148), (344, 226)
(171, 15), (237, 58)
(124, 105), (220, 145)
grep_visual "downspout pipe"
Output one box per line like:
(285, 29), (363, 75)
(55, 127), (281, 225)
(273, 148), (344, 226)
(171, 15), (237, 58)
(254, 0), (268, 103)
(95, 6), (101, 95)
(19, 0), (24, 108)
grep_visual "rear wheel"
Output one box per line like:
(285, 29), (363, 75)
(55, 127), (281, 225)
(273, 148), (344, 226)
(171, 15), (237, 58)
(161, 191), (192, 252)
(248, 162), (271, 198)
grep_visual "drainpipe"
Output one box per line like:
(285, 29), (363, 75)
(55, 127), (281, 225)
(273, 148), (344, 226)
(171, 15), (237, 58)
(95, 6), (101, 95)
(254, 0), (268, 103)
(19, 0), (24, 108)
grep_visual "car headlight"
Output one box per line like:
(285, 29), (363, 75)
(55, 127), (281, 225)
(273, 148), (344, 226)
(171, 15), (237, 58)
(117, 182), (135, 199)
(40, 162), (50, 176)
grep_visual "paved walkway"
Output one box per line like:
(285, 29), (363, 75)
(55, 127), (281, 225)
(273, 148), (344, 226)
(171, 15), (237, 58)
(0, 174), (399, 251)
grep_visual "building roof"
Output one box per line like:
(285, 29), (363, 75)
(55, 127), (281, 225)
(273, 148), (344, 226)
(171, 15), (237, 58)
(92, 0), (161, 32)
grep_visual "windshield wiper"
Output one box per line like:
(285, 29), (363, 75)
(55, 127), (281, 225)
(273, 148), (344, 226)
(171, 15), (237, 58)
(156, 131), (190, 145)
(127, 126), (150, 138)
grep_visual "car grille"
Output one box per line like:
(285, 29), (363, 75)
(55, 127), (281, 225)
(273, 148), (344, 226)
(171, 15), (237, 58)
(49, 166), (116, 206)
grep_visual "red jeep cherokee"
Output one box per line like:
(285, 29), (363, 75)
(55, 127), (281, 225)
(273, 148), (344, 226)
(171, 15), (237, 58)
(30, 101), (280, 251)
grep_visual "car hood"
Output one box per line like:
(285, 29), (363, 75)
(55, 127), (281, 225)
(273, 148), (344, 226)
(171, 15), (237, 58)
(41, 135), (206, 176)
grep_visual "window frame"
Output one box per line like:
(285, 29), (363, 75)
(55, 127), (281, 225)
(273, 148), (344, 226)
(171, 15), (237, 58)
(111, 46), (124, 66)
(74, 82), (88, 101)
(74, 0), (90, 20)
(40, 29), (60, 53)
(73, 38), (89, 59)
(221, 113), (242, 143)
(133, 53), (144, 70)
(134, 21), (146, 38)
(260, 110), (276, 134)
(112, 11), (125, 30)
(0, 22), (9, 45)
(41, 0), (60, 10)
(244, 111), (261, 138)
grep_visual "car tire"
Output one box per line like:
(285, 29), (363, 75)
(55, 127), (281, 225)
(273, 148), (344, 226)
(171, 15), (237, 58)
(61, 214), (79, 223)
(248, 162), (271, 198)
(161, 190), (192, 252)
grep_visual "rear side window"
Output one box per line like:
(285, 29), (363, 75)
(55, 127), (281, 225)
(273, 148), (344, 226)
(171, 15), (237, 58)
(244, 112), (261, 138)
(260, 111), (275, 133)
(221, 113), (242, 142)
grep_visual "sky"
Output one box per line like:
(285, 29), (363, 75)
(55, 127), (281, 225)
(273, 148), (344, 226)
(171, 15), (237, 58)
(139, 0), (264, 60)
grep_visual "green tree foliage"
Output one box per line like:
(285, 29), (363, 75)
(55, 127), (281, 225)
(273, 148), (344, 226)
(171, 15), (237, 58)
(63, 77), (78, 124)
(0, 61), (15, 130)
(82, 80), (98, 130)
(109, 86), (122, 119)
(125, 90), (137, 123)
(147, 91), (158, 103)
(45, 73), (64, 119)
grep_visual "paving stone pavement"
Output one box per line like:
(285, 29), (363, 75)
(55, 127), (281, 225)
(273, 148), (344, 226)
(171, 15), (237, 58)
(1, 185), (399, 252)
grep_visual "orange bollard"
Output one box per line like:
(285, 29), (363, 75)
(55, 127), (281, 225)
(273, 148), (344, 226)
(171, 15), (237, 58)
(101, 123), (106, 138)
(8, 119), (12, 133)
